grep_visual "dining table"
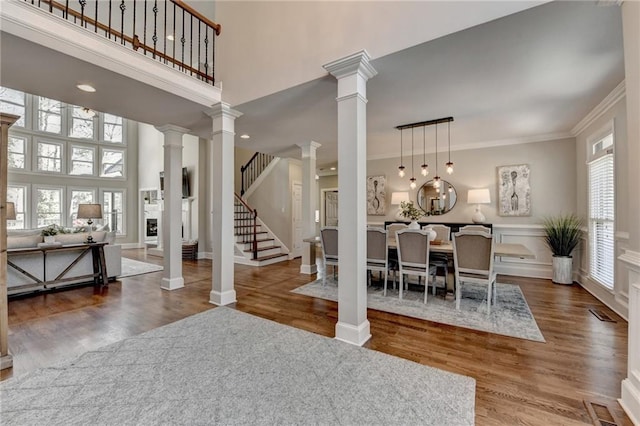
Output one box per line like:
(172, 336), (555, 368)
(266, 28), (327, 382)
(387, 238), (535, 259)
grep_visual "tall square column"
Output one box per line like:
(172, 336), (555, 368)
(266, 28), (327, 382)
(298, 141), (321, 274)
(156, 125), (189, 291)
(207, 102), (242, 306)
(324, 50), (377, 346)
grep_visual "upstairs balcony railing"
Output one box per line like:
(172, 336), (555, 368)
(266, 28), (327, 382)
(23, 0), (220, 85)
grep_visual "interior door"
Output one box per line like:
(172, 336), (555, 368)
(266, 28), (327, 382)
(325, 191), (338, 226)
(291, 181), (303, 258)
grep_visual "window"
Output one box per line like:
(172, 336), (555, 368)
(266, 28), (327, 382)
(0, 87), (26, 127)
(103, 190), (124, 234)
(588, 131), (614, 289)
(69, 106), (95, 139)
(103, 114), (123, 143)
(101, 148), (124, 177)
(7, 185), (27, 230)
(36, 187), (63, 227)
(69, 145), (94, 175)
(38, 96), (62, 134)
(8, 136), (26, 169)
(37, 141), (63, 173)
(69, 189), (95, 226)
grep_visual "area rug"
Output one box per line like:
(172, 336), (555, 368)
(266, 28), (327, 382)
(292, 277), (545, 342)
(118, 257), (163, 278)
(0, 307), (475, 425)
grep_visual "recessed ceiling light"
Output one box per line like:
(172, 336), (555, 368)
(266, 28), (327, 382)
(240, 134), (250, 139)
(77, 84), (96, 93)
(167, 34), (175, 41)
(330, 167), (336, 171)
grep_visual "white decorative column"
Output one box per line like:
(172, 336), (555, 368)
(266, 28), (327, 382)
(1, 113), (19, 370)
(324, 50), (377, 346)
(620, 1), (640, 423)
(207, 102), (242, 306)
(156, 125), (189, 290)
(298, 141), (321, 274)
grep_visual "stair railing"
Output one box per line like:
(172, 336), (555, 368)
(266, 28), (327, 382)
(234, 193), (258, 260)
(240, 152), (275, 196)
(24, 0), (220, 85)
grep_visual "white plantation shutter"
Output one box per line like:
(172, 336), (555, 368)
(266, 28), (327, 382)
(588, 150), (614, 289)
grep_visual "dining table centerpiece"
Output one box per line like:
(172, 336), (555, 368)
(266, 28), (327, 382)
(399, 201), (423, 229)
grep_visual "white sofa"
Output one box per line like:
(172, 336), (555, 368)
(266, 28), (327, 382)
(6, 229), (122, 296)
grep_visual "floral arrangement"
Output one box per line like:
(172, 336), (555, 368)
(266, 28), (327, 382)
(399, 201), (423, 221)
(41, 224), (71, 237)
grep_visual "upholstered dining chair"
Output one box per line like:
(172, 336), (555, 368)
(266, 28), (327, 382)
(385, 223), (408, 289)
(366, 228), (389, 294)
(459, 224), (492, 235)
(320, 227), (338, 286)
(424, 224), (451, 296)
(452, 230), (497, 314)
(396, 229), (437, 303)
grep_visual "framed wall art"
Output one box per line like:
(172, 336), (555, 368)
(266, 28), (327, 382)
(497, 164), (531, 216)
(366, 175), (386, 215)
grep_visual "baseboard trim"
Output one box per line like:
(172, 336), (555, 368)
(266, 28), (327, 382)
(335, 320), (371, 347)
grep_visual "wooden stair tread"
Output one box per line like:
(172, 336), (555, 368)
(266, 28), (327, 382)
(243, 245), (281, 253)
(255, 253), (288, 261)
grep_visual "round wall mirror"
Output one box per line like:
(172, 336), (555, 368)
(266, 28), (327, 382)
(417, 180), (457, 215)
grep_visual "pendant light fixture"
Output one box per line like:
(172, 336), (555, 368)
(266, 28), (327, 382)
(445, 120), (454, 174)
(409, 127), (417, 189)
(421, 125), (428, 176)
(398, 128), (405, 177)
(433, 123), (441, 189)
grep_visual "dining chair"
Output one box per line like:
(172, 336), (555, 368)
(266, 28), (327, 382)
(424, 224), (451, 296)
(366, 228), (389, 295)
(385, 223), (408, 289)
(459, 225), (492, 235)
(396, 229), (437, 303)
(452, 230), (497, 314)
(320, 226), (338, 286)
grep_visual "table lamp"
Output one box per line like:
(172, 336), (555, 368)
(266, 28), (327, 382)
(6, 202), (16, 221)
(77, 203), (103, 243)
(467, 189), (491, 223)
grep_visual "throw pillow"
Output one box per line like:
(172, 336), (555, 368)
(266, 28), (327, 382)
(7, 234), (43, 249)
(104, 231), (116, 245)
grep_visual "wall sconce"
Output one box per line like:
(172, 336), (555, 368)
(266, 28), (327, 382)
(467, 189), (491, 223)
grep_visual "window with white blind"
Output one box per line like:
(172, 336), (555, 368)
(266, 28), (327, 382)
(588, 132), (614, 289)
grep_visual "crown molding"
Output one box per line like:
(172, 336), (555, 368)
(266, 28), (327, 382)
(571, 80), (626, 136)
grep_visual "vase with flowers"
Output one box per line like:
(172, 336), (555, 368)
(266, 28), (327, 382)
(399, 201), (423, 229)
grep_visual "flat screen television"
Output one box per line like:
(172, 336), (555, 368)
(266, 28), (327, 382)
(159, 167), (190, 199)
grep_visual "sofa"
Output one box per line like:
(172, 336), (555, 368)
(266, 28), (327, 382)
(6, 228), (122, 296)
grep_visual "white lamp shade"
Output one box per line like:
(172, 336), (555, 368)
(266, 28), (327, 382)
(467, 188), (491, 204)
(6, 202), (16, 220)
(391, 192), (410, 205)
(77, 203), (103, 219)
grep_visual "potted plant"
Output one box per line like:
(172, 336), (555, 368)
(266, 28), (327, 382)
(41, 224), (59, 243)
(543, 214), (584, 284)
(399, 201), (423, 229)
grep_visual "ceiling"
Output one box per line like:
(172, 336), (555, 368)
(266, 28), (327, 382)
(232, 1), (625, 170)
(0, 1), (625, 173)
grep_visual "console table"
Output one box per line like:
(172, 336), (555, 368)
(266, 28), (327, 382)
(7, 242), (109, 292)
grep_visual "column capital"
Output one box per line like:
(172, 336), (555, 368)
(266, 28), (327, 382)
(155, 124), (190, 135)
(323, 50), (378, 81)
(297, 141), (322, 158)
(206, 102), (243, 120)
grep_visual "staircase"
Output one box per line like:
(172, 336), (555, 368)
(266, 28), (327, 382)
(234, 194), (289, 266)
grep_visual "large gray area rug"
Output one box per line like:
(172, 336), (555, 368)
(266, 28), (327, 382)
(0, 307), (475, 425)
(118, 257), (163, 278)
(293, 277), (545, 342)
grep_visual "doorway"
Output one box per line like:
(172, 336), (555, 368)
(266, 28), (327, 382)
(321, 188), (338, 227)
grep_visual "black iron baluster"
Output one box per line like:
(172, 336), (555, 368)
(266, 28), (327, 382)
(143, 0), (147, 55)
(94, 0), (98, 32)
(49, 0), (52, 13)
(163, 0), (167, 64)
(133, 0), (136, 44)
(107, 0), (112, 38)
(64, 0), (69, 19)
(152, 0), (158, 58)
(120, 0), (126, 45)
(172, 2), (176, 68)
(189, 15), (193, 75)
(181, 8), (185, 70)
(211, 25), (215, 84)
(204, 26), (209, 80)
(197, 21), (201, 80)
(79, 0), (86, 28)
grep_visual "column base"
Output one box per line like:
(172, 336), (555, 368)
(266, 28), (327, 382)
(335, 320), (371, 346)
(161, 277), (184, 290)
(620, 378), (640, 425)
(0, 353), (13, 370)
(210, 289), (237, 306)
(300, 264), (318, 275)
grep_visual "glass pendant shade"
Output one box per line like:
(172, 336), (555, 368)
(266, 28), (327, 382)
(446, 162), (454, 174)
(421, 164), (428, 176)
(398, 166), (406, 177)
(409, 177), (417, 189)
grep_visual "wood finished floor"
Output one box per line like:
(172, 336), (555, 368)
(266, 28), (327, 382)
(3, 249), (631, 425)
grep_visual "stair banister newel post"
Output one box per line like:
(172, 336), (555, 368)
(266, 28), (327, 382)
(252, 209), (258, 260)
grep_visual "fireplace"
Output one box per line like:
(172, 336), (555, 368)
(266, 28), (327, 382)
(146, 219), (158, 237)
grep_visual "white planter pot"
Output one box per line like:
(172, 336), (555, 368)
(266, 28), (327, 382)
(44, 235), (55, 244)
(552, 255), (573, 284)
